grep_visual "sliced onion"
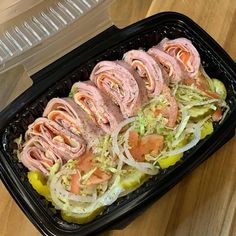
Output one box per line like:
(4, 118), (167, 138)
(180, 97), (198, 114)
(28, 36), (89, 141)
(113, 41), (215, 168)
(50, 168), (98, 211)
(111, 117), (137, 167)
(117, 158), (124, 171)
(98, 175), (123, 206)
(219, 104), (230, 124)
(175, 110), (190, 139)
(71, 175), (123, 214)
(164, 124), (201, 157)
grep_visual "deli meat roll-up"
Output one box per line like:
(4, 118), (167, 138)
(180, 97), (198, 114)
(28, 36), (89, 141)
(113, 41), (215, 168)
(18, 136), (62, 176)
(157, 37), (200, 78)
(90, 60), (148, 118)
(123, 50), (165, 97)
(147, 47), (183, 83)
(71, 81), (123, 133)
(19, 118), (86, 176)
(43, 97), (103, 144)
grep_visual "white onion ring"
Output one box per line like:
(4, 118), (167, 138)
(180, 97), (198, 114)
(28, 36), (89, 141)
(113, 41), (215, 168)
(112, 117), (136, 158)
(175, 110), (190, 139)
(50, 168), (98, 211)
(71, 175), (123, 214)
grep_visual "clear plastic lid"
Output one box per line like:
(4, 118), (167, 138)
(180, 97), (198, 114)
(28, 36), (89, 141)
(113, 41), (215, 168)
(0, 0), (113, 74)
(0, 0), (113, 110)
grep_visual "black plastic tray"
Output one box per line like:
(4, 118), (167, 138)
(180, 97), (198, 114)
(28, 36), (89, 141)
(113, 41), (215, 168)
(1, 12), (236, 236)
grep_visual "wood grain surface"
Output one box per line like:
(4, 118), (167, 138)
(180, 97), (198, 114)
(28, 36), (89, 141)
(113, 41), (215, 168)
(0, 0), (236, 236)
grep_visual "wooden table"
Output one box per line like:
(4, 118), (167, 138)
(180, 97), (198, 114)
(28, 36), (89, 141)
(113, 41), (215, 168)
(1, 0), (236, 235)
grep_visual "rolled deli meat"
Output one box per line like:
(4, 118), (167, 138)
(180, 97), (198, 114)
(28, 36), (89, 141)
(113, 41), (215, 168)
(72, 81), (123, 133)
(157, 37), (200, 78)
(148, 47), (183, 83)
(123, 50), (165, 97)
(90, 60), (147, 118)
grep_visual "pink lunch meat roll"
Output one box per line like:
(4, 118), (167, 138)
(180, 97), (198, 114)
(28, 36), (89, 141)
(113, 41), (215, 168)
(19, 136), (62, 176)
(90, 60), (148, 118)
(72, 81), (123, 133)
(147, 47), (183, 83)
(25, 117), (86, 161)
(123, 50), (165, 97)
(157, 38), (200, 78)
(43, 97), (103, 143)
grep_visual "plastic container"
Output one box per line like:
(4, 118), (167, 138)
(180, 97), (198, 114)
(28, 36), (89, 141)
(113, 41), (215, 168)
(0, 11), (236, 236)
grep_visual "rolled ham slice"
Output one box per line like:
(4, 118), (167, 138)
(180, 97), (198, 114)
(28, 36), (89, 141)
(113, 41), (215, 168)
(158, 38), (200, 78)
(123, 50), (165, 97)
(147, 47), (183, 83)
(43, 97), (103, 143)
(19, 136), (62, 176)
(72, 81), (123, 133)
(90, 60), (148, 118)
(25, 118), (86, 161)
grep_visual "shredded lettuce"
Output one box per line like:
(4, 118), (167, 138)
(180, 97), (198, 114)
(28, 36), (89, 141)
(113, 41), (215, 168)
(69, 84), (78, 98)
(14, 135), (23, 146)
(49, 161), (60, 177)
(133, 98), (168, 137)
(93, 135), (118, 172)
(175, 111), (190, 139)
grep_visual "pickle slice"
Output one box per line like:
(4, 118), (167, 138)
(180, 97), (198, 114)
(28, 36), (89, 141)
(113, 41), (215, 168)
(212, 79), (227, 100)
(61, 206), (105, 224)
(119, 166), (147, 191)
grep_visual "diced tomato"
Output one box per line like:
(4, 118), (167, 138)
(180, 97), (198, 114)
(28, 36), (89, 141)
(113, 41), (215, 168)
(130, 146), (144, 162)
(76, 150), (94, 173)
(128, 132), (164, 162)
(85, 169), (111, 185)
(76, 150), (111, 186)
(212, 109), (222, 122)
(140, 134), (164, 156)
(128, 130), (139, 147)
(70, 172), (80, 194)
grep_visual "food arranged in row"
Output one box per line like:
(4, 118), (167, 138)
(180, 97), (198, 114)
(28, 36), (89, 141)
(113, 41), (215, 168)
(16, 37), (228, 224)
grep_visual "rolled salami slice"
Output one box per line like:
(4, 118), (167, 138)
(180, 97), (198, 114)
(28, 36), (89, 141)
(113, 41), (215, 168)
(72, 81), (123, 133)
(43, 97), (103, 143)
(158, 38), (200, 78)
(90, 60), (148, 118)
(148, 47), (183, 83)
(25, 118), (86, 161)
(123, 50), (165, 97)
(19, 136), (62, 176)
